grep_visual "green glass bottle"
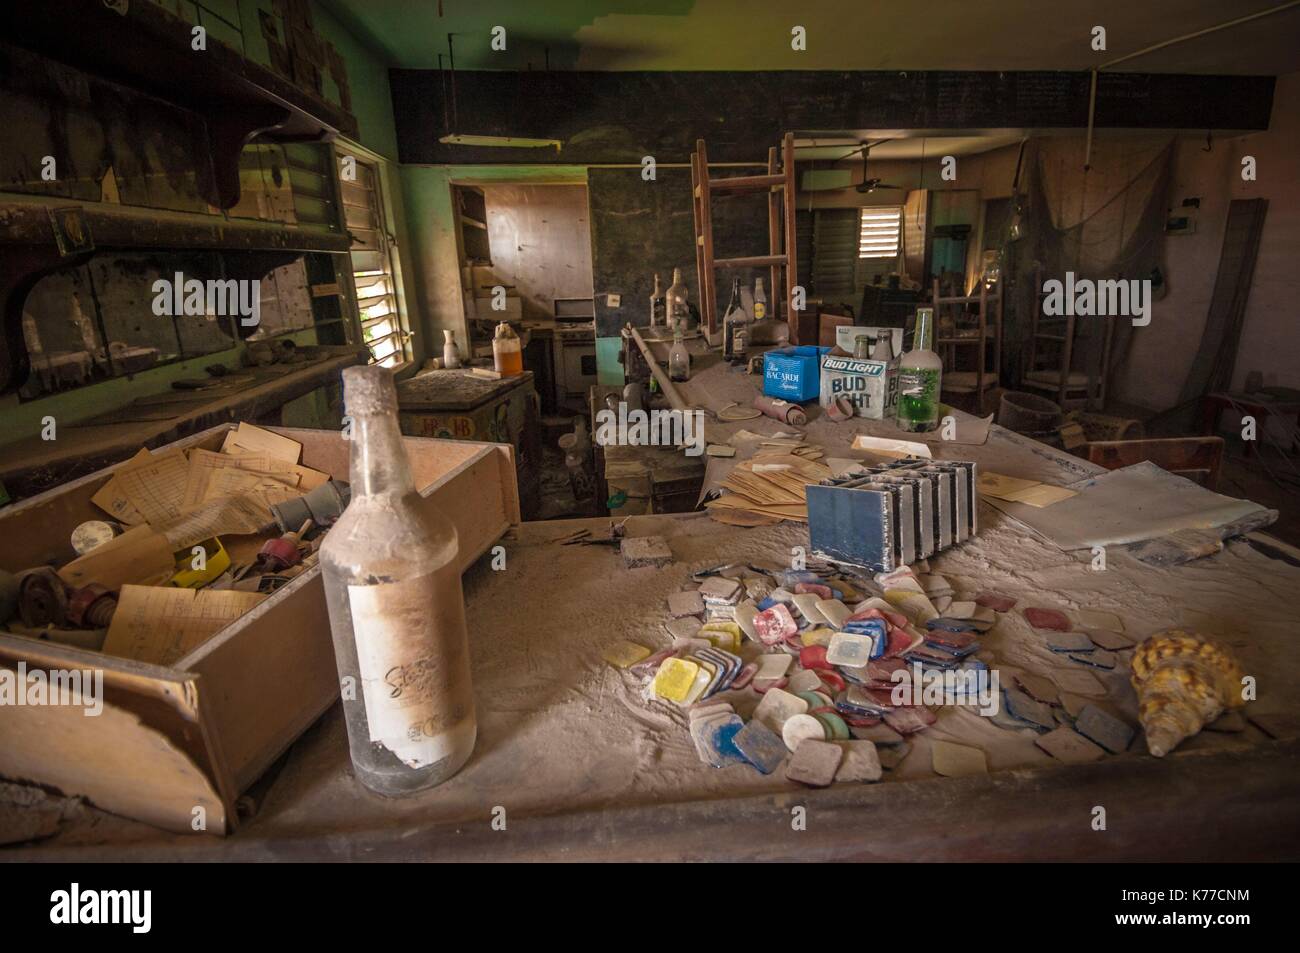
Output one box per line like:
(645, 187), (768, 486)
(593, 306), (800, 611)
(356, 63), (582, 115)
(896, 307), (942, 432)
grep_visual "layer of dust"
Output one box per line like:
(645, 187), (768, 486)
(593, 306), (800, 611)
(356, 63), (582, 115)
(17, 357), (1299, 847)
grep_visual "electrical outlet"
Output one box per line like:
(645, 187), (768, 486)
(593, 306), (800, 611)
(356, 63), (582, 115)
(607, 293), (621, 308)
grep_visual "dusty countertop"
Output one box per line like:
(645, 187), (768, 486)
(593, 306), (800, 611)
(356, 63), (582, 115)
(6, 351), (1300, 861)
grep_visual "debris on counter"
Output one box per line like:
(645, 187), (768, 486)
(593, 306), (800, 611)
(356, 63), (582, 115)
(621, 535), (675, 568)
(1074, 704), (1137, 755)
(1034, 726), (1107, 764)
(1024, 607), (1071, 631)
(1086, 629), (1135, 651)
(931, 740), (989, 778)
(785, 738), (843, 787)
(1131, 629), (1245, 757)
(975, 591), (1017, 612)
(1, 424), (343, 664)
(602, 640), (652, 668)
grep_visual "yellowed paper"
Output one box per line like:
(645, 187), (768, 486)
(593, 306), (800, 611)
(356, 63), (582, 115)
(220, 423), (301, 464)
(976, 471), (1042, 501)
(850, 435), (933, 460)
(200, 468), (300, 505)
(90, 449), (158, 525)
(1002, 483), (1078, 507)
(156, 492), (281, 549)
(111, 449), (191, 524)
(103, 585), (266, 666)
(182, 449), (290, 508)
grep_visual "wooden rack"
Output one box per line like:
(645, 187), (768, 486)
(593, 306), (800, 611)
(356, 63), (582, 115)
(933, 278), (1003, 413)
(1023, 266), (1115, 409)
(691, 134), (802, 341)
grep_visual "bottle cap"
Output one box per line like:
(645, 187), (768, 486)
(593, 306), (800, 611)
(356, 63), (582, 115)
(342, 365), (398, 415)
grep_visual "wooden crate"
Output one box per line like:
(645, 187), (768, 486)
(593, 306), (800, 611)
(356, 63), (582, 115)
(0, 424), (519, 834)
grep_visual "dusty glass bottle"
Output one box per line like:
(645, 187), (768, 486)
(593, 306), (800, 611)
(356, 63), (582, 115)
(321, 366), (477, 796)
(666, 267), (690, 331)
(669, 326), (691, 382)
(896, 307), (943, 433)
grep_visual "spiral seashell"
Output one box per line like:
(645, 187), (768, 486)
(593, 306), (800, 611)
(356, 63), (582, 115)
(1131, 629), (1244, 757)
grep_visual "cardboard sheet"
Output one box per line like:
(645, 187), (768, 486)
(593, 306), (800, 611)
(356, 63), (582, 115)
(978, 471), (1077, 507)
(57, 524), (175, 590)
(103, 585), (267, 666)
(984, 461), (1273, 551)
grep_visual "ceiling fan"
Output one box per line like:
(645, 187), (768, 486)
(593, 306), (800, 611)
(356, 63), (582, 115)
(828, 140), (904, 193)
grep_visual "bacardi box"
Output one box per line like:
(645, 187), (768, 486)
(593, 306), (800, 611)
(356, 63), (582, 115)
(820, 355), (897, 419)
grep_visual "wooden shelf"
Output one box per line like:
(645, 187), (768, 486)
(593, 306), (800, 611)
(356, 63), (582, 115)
(10, 0), (358, 212)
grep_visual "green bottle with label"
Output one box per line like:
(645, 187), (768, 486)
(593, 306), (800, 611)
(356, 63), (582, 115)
(896, 307), (942, 432)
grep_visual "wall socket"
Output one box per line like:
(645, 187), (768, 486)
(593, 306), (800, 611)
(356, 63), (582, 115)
(606, 293), (621, 308)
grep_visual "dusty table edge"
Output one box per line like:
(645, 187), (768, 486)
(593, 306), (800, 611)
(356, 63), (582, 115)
(7, 738), (1297, 862)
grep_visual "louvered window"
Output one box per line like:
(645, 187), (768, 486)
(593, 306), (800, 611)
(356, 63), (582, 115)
(337, 153), (410, 367)
(859, 207), (903, 259)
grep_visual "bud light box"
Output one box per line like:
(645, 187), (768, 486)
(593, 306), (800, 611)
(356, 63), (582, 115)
(763, 346), (829, 402)
(820, 355), (897, 419)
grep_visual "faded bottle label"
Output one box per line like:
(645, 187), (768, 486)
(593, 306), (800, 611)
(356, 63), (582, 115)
(348, 573), (474, 769)
(897, 367), (940, 431)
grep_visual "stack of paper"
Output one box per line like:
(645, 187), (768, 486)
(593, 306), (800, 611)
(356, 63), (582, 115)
(707, 452), (831, 525)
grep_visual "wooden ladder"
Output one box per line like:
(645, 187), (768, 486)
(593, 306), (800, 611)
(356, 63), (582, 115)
(691, 133), (802, 342)
(1023, 266), (1114, 410)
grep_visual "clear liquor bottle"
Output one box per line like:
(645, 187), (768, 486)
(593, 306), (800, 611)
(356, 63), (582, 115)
(721, 278), (741, 361)
(666, 267), (690, 332)
(896, 307), (942, 432)
(669, 326), (691, 382)
(321, 366), (477, 796)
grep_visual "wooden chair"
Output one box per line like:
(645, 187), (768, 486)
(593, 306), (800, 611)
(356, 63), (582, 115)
(1086, 436), (1225, 490)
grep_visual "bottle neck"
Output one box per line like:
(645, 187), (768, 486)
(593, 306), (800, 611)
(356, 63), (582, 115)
(350, 410), (417, 499)
(913, 310), (935, 351)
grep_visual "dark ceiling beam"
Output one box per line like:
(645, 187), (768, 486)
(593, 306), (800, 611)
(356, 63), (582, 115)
(390, 69), (1276, 165)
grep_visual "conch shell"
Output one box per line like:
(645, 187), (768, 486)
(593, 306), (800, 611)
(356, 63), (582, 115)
(1131, 629), (1244, 757)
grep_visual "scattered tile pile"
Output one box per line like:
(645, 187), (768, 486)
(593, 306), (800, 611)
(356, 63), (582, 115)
(608, 560), (1008, 786)
(605, 560), (1161, 782)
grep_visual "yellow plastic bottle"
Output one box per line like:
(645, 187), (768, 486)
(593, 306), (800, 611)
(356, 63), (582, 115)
(493, 321), (523, 377)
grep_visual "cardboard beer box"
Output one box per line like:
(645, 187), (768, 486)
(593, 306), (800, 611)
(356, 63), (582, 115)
(836, 326), (905, 358)
(820, 354), (897, 419)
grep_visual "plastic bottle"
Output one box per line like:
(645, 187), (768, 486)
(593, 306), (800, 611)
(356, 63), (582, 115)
(320, 366), (476, 796)
(493, 321), (523, 376)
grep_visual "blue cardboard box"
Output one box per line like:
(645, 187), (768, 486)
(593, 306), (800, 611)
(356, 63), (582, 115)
(763, 346), (829, 402)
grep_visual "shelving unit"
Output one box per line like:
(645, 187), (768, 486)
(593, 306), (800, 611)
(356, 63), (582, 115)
(933, 278), (1003, 413)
